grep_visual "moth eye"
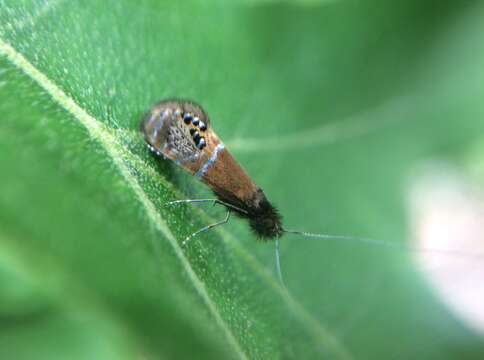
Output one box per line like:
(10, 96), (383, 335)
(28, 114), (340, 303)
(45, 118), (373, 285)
(192, 117), (200, 126)
(199, 121), (207, 131)
(183, 113), (192, 124)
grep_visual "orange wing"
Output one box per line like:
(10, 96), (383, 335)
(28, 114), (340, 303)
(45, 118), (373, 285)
(141, 100), (259, 211)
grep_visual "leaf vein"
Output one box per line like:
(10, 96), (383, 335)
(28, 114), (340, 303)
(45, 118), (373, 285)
(113, 128), (353, 360)
(225, 98), (409, 153)
(0, 38), (248, 360)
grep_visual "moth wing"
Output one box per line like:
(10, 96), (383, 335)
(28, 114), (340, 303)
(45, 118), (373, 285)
(141, 103), (210, 174)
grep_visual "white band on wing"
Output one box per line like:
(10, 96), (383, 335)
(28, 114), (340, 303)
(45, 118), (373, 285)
(196, 143), (225, 178)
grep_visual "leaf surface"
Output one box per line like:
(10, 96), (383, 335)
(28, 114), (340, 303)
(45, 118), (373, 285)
(1, 0), (484, 358)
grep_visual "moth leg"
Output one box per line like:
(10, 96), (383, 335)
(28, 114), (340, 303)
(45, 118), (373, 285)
(182, 211), (231, 247)
(166, 198), (218, 206)
(166, 198), (247, 215)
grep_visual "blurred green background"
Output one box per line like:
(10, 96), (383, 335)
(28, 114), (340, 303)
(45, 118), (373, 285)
(1, 0), (484, 359)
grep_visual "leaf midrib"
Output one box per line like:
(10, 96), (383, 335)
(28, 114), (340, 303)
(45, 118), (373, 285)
(115, 127), (352, 358)
(0, 38), (248, 360)
(0, 37), (352, 360)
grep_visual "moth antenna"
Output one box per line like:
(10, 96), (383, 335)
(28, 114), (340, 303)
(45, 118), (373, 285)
(283, 229), (484, 261)
(275, 239), (285, 287)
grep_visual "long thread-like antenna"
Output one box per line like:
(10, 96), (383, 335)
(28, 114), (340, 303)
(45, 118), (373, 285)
(283, 229), (484, 260)
(275, 239), (285, 287)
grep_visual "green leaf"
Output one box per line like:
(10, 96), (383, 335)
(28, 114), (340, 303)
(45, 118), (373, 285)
(1, 0), (484, 359)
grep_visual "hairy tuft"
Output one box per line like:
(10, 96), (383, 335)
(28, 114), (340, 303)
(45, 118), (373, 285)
(248, 196), (283, 240)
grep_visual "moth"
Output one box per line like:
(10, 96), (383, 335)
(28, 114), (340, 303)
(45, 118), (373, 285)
(141, 99), (283, 244)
